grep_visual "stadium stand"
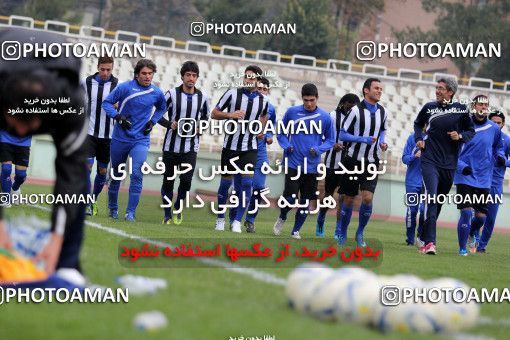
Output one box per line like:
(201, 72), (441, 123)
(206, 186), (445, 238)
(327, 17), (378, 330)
(1, 15), (509, 181)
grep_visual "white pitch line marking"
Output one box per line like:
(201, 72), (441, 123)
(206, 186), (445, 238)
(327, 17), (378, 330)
(29, 204), (286, 286)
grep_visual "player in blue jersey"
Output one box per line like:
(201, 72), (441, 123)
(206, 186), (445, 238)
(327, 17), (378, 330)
(453, 95), (505, 256)
(475, 110), (510, 253)
(242, 77), (276, 233)
(402, 127), (426, 246)
(102, 59), (167, 222)
(0, 130), (32, 205)
(273, 83), (335, 239)
(413, 78), (475, 255)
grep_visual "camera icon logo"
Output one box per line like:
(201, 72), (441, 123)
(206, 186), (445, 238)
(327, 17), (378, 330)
(381, 285), (401, 306)
(190, 22), (205, 37)
(178, 118), (197, 138)
(356, 41), (376, 61)
(1, 41), (21, 61)
(0, 193), (11, 207)
(404, 193), (419, 207)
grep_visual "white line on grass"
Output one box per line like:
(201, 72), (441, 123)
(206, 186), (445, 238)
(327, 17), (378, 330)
(27, 205), (500, 338)
(30, 204), (286, 286)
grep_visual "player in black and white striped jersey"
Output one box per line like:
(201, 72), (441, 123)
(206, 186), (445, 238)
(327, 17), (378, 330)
(315, 93), (360, 237)
(212, 65), (268, 233)
(335, 78), (388, 247)
(216, 73), (268, 152)
(158, 61), (209, 225)
(82, 56), (118, 216)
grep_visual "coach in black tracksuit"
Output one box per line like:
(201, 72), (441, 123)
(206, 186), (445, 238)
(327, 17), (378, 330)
(413, 78), (475, 254)
(0, 27), (87, 274)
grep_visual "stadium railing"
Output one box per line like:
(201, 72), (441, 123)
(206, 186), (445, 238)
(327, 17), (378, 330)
(1, 14), (509, 90)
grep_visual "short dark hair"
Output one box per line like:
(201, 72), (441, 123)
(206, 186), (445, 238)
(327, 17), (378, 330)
(258, 76), (270, 87)
(301, 83), (318, 97)
(489, 109), (505, 123)
(362, 78), (381, 96)
(134, 59), (157, 78)
(339, 93), (360, 106)
(180, 61), (199, 77)
(98, 56), (114, 66)
(245, 65), (262, 79)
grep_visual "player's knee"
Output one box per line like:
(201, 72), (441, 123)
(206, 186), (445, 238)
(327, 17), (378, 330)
(343, 196), (355, 207)
(253, 181), (263, 190)
(162, 178), (175, 191)
(361, 191), (373, 205)
(361, 197), (372, 205)
(129, 175), (143, 193)
(361, 194), (373, 204)
(282, 194), (296, 205)
(180, 179), (192, 192)
(129, 167), (144, 187)
(241, 176), (253, 189)
(130, 172), (143, 185)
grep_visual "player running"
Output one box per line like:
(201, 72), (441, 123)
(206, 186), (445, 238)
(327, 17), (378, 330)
(242, 77), (276, 233)
(158, 61), (209, 225)
(471, 109), (510, 253)
(82, 56), (118, 216)
(453, 95), (504, 256)
(335, 78), (388, 247)
(212, 65), (268, 233)
(413, 78), (475, 255)
(402, 126), (426, 246)
(315, 93), (360, 237)
(273, 83), (335, 239)
(102, 59), (167, 222)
